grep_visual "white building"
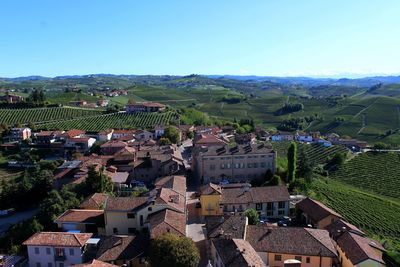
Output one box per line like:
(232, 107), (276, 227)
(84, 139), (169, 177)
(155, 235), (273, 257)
(23, 232), (93, 267)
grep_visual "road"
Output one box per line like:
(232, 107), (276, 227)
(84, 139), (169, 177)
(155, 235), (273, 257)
(0, 209), (38, 235)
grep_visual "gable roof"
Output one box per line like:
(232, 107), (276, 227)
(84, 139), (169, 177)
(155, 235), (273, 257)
(245, 226), (337, 257)
(79, 193), (108, 209)
(55, 209), (105, 227)
(148, 209), (186, 238)
(200, 183), (222, 195)
(105, 197), (148, 211)
(96, 235), (148, 262)
(325, 219), (365, 239)
(296, 197), (343, 222)
(221, 186), (290, 204)
(205, 215), (247, 239)
(155, 175), (186, 196)
(212, 238), (265, 267)
(336, 231), (385, 265)
(23, 232), (92, 247)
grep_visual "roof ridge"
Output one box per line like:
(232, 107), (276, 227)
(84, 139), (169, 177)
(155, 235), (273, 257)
(347, 232), (375, 264)
(304, 228), (336, 256)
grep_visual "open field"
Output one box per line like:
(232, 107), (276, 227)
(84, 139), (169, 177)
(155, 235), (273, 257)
(311, 178), (400, 253)
(331, 152), (400, 200)
(0, 107), (103, 125)
(38, 111), (178, 131)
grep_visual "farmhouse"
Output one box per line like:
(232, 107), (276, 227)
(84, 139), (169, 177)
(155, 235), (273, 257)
(125, 102), (166, 113)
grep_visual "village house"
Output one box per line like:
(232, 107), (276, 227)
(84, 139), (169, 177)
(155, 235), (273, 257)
(296, 197), (343, 229)
(100, 140), (129, 155)
(0, 93), (24, 103)
(204, 215), (248, 240)
(270, 131), (294, 141)
(59, 129), (86, 140)
(54, 209), (105, 235)
(193, 133), (227, 148)
(35, 131), (64, 144)
(69, 100), (88, 107)
(211, 238), (266, 267)
(296, 131), (313, 142)
(192, 143), (276, 184)
(199, 183), (290, 218)
(79, 193), (108, 210)
(94, 235), (149, 267)
(125, 102), (166, 113)
(64, 137), (96, 153)
(97, 129), (114, 142)
(154, 125), (166, 139)
(177, 124), (195, 140)
(246, 226), (338, 267)
(134, 130), (154, 142)
(10, 127), (31, 141)
(194, 125), (222, 135)
(111, 129), (136, 140)
(96, 99), (109, 107)
(23, 232), (93, 267)
(104, 175), (186, 236)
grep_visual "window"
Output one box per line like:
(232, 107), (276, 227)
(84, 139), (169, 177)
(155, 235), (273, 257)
(148, 207), (152, 211)
(210, 164), (215, 170)
(247, 163), (252, 168)
(69, 248), (74, 256)
(274, 254), (282, 261)
(59, 263), (64, 267)
(140, 215), (144, 226)
(55, 248), (65, 258)
(278, 210), (285, 215)
(295, 256), (302, 261)
(46, 247), (51, 255)
(256, 203), (262, 211)
(127, 212), (135, 219)
(253, 163), (258, 168)
(220, 164), (225, 169)
(34, 247), (40, 254)
(128, 228), (136, 234)
(36, 263), (41, 267)
(278, 201), (286, 209)
(267, 202), (274, 210)
(113, 227), (118, 234)
(306, 257), (311, 263)
(260, 162), (266, 168)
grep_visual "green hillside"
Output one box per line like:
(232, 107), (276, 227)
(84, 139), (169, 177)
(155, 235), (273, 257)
(331, 152), (400, 200)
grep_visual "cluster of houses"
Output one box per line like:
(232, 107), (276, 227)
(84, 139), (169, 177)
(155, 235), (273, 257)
(0, 118), (387, 267)
(200, 184), (386, 267)
(267, 130), (368, 151)
(68, 99), (110, 108)
(0, 93), (24, 103)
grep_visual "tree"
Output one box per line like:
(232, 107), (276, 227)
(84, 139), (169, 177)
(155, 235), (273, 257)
(264, 175), (281, 186)
(287, 142), (297, 182)
(163, 126), (180, 144)
(325, 152), (346, 171)
(150, 233), (200, 267)
(159, 137), (171, 145)
(244, 208), (259, 225)
(297, 150), (314, 181)
(85, 165), (113, 194)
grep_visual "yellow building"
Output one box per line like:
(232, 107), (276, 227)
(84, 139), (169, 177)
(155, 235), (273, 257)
(336, 231), (386, 267)
(246, 225), (337, 267)
(200, 183), (222, 216)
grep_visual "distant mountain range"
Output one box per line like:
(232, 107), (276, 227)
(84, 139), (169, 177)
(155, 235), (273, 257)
(2, 74), (400, 88)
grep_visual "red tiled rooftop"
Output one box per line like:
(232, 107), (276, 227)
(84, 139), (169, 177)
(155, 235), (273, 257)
(23, 232), (92, 247)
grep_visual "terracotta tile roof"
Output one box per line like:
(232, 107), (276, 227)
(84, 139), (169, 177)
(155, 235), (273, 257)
(220, 186), (289, 204)
(79, 193), (108, 209)
(73, 259), (118, 267)
(67, 137), (92, 142)
(205, 215), (247, 239)
(96, 235), (148, 262)
(105, 197), (148, 211)
(212, 238), (265, 267)
(55, 209), (105, 227)
(194, 134), (227, 145)
(325, 219), (365, 239)
(36, 130), (63, 137)
(296, 197), (343, 222)
(336, 231), (385, 265)
(112, 129), (136, 134)
(156, 188), (185, 213)
(155, 175), (186, 196)
(23, 232), (92, 247)
(200, 183), (222, 195)
(62, 129), (85, 138)
(148, 209), (186, 238)
(100, 140), (128, 148)
(245, 226), (337, 257)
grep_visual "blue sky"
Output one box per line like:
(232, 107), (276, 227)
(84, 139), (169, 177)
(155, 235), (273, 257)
(0, 0), (400, 77)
